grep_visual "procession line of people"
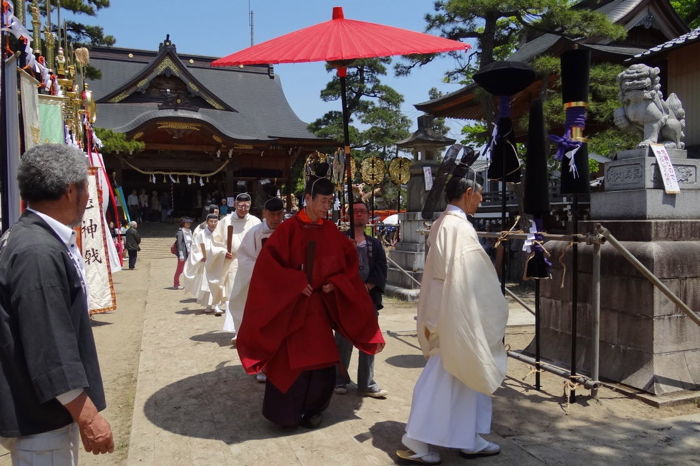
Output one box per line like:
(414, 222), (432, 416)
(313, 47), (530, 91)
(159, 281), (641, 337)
(1, 144), (508, 465)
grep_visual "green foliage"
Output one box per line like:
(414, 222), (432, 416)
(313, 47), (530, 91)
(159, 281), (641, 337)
(38, 1), (116, 56)
(309, 58), (411, 206)
(588, 158), (600, 175)
(588, 128), (637, 159)
(309, 58), (411, 156)
(58, 0), (110, 16)
(671, 0), (700, 28)
(427, 88), (451, 137)
(66, 21), (116, 47)
(94, 128), (144, 154)
(395, 0), (625, 83)
(460, 122), (489, 147)
(531, 55), (636, 158)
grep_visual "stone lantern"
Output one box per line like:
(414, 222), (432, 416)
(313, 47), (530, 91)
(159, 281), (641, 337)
(387, 115), (455, 297)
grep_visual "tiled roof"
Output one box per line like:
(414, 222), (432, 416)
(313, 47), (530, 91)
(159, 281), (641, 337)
(630, 27), (700, 60)
(87, 43), (320, 142)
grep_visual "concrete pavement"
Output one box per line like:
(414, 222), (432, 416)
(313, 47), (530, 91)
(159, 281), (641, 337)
(2, 233), (698, 465)
(122, 236), (699, 465)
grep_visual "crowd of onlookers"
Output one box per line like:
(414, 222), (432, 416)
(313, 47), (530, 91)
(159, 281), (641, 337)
(126, 189), (172, 223)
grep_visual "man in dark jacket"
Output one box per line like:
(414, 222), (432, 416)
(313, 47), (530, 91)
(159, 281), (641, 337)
(334, 200), (389, 398)
(0, 144), (113, 463)
(125, 221), (141, 269)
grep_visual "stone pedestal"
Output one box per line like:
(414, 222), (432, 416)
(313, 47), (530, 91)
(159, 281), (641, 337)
(534, 221), (700, 395)
(592, 147), (700, 219)
(530, 147), (700, 395)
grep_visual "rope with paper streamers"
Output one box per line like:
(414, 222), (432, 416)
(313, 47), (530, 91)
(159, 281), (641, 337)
(1, 1), (52, 90)
(123, 159), (230, 185)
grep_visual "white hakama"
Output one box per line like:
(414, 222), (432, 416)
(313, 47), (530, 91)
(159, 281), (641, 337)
(406, 354), (492, 450)
(214, 213), (260, 331)
(224, 220), (273, 333)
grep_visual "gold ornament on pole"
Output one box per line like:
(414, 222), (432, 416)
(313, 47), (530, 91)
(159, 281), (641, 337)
(388, 157), (411, 185)
(360, 156), (385, 185)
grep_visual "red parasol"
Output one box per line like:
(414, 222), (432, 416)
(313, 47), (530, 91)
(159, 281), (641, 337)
(211, 6), (468, 230)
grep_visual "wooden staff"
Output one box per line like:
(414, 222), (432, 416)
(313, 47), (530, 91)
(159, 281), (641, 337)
(199, 243), (206, 260)
(305, 241), (316, 284)
(227, 225), (234, 254)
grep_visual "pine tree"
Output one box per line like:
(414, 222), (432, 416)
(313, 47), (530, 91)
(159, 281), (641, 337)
(395, 0), (625, 83)
(308, 58), (411, 208)
(671, 0), (700, 28)
(309, 58), (411, 156)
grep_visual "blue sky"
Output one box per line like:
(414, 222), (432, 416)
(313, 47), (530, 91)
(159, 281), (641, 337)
(64, 0), (474, 140)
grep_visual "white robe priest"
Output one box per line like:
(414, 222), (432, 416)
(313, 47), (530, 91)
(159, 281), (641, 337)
(401, 185), (508, 462)
(181, 224), (210, 307)
(202, 224), (230, 313)
(224, 219), (274, 333)
(214, 206), (260, 324)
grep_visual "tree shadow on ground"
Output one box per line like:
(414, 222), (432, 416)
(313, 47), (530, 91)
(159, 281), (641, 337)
(143, 365), (365, 444)
(385, 354), (425, 369)
(190, 330), (234, 347)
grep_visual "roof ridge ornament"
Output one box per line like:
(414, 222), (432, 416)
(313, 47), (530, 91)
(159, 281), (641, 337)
(160, 34), (175, 52)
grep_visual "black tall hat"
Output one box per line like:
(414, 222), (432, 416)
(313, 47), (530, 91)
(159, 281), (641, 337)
(524, 99), (551, 217)
(473, 61), (536, 97)
(474, 61), (536, 184)
(559, 49), (590, 194)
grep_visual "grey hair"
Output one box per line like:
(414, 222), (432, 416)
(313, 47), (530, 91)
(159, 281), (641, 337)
(18, 144), (88, 202)
(129, 221), (138, 228)
(445, 168), (483, 203)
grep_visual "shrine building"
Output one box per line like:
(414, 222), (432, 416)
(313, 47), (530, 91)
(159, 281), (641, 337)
(87, 36), (333, 218)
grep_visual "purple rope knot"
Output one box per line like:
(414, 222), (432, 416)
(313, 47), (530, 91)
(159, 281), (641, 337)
(550, 107), (587, 178)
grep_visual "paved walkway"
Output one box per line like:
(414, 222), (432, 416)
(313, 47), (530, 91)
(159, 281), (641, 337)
(2, 234), (698, 465)
(123, 237), (699, 465)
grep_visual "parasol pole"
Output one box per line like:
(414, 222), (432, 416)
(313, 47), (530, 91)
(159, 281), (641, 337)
(338, 66), (354, 233)
(371, 187), (375, 236)
(500, 97), (508, 296)
(1, 12), (9, 233)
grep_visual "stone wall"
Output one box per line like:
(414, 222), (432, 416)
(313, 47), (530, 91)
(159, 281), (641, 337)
(531, 220), (700, 395)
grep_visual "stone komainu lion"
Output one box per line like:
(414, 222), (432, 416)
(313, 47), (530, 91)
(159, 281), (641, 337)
(613, 64), (686, 149)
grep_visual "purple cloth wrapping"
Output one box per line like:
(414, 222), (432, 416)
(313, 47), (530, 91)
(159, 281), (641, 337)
(549, 107), (586, 178)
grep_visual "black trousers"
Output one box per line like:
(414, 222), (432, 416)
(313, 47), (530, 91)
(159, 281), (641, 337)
(262, 366), (335, 427)
(128, 249), (138, 269)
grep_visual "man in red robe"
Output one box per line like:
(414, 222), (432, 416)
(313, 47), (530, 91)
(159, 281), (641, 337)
(237, 177), (385, 428)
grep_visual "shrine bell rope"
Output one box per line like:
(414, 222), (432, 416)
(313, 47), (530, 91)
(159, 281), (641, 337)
(123, 159), (230, 177)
